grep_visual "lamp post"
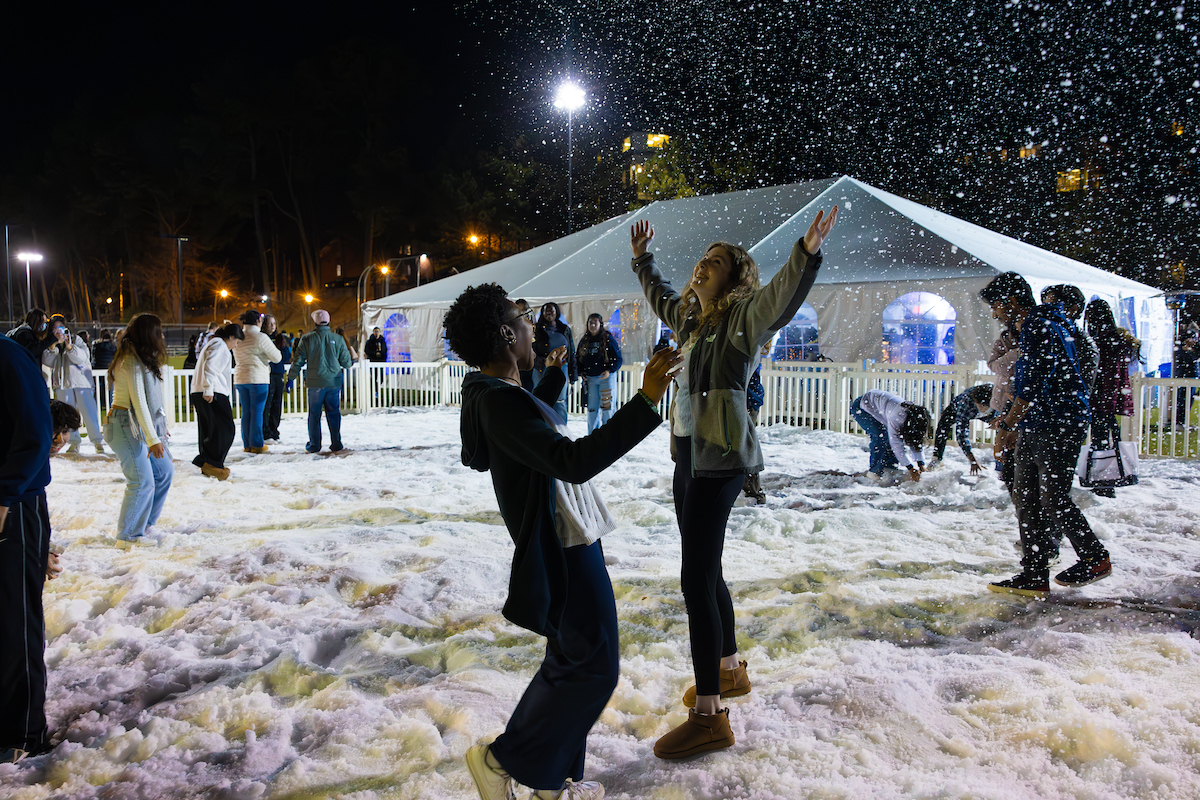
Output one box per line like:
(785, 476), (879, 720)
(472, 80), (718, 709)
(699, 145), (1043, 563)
(304, 294), (314, 330)
(16, 252), (43, 316)
(553, 82), (586, 235)
(214, 288), (228, 320)
(163, 235), (188, 337)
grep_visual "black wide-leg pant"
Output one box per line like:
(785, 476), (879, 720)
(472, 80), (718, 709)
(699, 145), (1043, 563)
(0, 493), (51, 751)
(191, 392), (235, 469)
(490, 541), (618, 790)
(673, 436), (744, 697)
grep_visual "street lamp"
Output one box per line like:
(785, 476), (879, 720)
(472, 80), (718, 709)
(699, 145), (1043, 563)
(16, 252), (43, 316)
(214, 288), (228, 320)
(305, 293), (315, 330)
(553, 81), (586, 235)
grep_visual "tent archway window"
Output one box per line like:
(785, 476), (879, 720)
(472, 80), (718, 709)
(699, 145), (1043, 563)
(770, 302), (820, 361)
(882, 292), (956, 365)
(384, 313), (412, 363)
(607, 308), (622, 347)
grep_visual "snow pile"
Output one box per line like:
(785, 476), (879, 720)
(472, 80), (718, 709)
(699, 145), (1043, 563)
(2, 408), (1199, 799)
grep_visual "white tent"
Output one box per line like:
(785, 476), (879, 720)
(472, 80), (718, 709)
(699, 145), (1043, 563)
(362, 176), (1170, 368)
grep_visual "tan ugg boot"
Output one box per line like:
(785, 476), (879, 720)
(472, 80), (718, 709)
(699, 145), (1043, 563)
(653, 708), (734, 759)
(682, 661), (751, 707)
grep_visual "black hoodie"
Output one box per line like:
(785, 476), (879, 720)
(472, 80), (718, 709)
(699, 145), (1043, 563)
(460, 368), (662, 636)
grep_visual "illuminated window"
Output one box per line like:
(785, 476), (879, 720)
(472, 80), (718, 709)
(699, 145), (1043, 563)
(646, 133), (670, 149)
(1172, 121), (1184, 136)
(882, 292), (956, 365)
(770, 303), (820, 362)
(622, 137), (632, 152)
(1056, 168), (1103, 192)
(1019, 145), (1039, 159)
(607, 309), (622, 347)
(385, 313), (411, 363)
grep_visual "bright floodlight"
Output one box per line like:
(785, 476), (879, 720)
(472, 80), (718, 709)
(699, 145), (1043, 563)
(220, 289), (228, 298)
(16, 252), (43, 263)
(261, 295), (268, 302)
(553, 82), (586, 111)
(304, 294), (314, 303)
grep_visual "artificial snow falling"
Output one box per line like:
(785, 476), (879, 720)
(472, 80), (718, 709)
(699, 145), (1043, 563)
(2, 407), (1199, 799)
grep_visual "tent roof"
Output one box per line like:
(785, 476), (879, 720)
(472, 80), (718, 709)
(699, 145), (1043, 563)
(363, 176), (1158, 313)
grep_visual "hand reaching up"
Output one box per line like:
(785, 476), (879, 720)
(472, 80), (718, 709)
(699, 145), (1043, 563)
(630, 220), (655, 257)
(803, 206), (838, 255)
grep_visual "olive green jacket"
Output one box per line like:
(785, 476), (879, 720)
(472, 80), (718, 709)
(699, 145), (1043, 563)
(632, 239), (821, 476)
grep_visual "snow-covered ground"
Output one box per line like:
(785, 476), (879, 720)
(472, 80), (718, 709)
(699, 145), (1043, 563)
(3, 408), (1200, 800)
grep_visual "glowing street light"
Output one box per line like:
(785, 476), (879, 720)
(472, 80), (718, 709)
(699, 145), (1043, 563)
(16, 252), (42, 315)
(468, 234), (479, 244)
(553, 82), (586, 235)
(214, 288), (229, 319)
(304, 293), (314, 304)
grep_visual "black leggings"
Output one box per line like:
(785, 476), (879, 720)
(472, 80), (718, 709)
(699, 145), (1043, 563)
(673, 436), (745, 696)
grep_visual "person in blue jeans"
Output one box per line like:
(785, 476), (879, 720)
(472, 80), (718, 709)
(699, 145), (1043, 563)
(850, 389), (929, 481)
(575, 313), (623, 433)
(231, 310), (282, 454)
(532, 302), (576, 423)
(106, 314), (175, 543)
(287, 310), (353, 453)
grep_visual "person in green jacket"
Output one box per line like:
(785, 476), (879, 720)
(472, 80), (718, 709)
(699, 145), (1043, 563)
(287, 310), (353, 453)
(630, 206), (837, 760)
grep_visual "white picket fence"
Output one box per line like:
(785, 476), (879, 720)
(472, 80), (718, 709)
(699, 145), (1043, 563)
(89, 362), (1200, 459)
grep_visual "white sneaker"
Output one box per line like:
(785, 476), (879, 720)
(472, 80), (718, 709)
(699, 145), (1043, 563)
(465, 744), (515, 800)
(94, 443), (106, 454)
(531, 780), (605, 800)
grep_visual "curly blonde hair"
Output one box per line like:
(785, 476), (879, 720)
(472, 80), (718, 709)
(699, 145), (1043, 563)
(680, 242), (760, 340)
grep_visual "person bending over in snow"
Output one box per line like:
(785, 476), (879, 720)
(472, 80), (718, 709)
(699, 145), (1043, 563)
(850, 389), (930, 482)
(447, 282), (681, 800)
(930, 384), (994, 475)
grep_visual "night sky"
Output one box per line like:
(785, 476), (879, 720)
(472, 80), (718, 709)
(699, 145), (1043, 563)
(0, 3), (479, 171)
(0, 1), (1196, 315)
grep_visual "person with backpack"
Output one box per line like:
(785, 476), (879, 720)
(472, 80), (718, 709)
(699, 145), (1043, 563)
(575, 313), (623, 433)
(989, 288), (1112, 597)
(1083, 298), (1142, 498)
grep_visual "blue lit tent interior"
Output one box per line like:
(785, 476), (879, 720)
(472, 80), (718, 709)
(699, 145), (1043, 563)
(361, 176), (1170, 370)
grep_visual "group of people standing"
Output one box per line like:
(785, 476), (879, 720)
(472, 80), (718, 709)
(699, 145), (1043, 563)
(447, 206), (836, 800)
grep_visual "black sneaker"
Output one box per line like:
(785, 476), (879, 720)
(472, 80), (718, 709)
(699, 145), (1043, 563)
(1054, 558), (1112, 587)
(988, 573), (1050, 598)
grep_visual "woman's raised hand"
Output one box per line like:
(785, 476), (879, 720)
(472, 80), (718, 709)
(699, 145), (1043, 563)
(630, 220), (655, 257)
(545, 345), (568, 368)
(802, 206), (839, 255)
(641, 346), (684, 404)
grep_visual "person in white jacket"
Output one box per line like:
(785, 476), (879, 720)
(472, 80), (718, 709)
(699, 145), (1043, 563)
(231, 310), (282, 454)
(42, 317), (105, 454)
(190, 323), (242, 480)
(107, 314), (174, 544)
(850, 389), (931, 481)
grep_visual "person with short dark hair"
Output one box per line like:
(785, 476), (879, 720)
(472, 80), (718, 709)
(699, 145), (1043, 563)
(851, 389), (931, 480)
(446, 281), (680, 800)
(191, 323), (243, 480)
(1084, 299), (1142, 498)
(261, 315), (289, 443)
(989, 288), (1112, 597)
(980, 272), (1038, 491)
(931, 384), (994, 474)
(364, 327), (387, 362)
(231, 310), (281, 454)
(0, 333), (57, 761)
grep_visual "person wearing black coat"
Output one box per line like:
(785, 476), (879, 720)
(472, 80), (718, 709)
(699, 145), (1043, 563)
(0, 334), (55, 761)
(447, 282), (680, 800)
(6, 309), (53, 360)
(575, 313), (623, 433)
(532, 302), (576, 423)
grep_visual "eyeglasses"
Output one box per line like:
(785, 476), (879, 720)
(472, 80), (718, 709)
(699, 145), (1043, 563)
(506, 307), (535, 324)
